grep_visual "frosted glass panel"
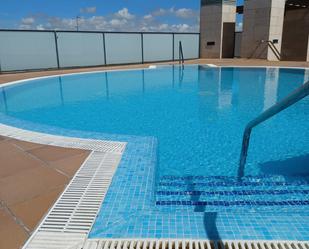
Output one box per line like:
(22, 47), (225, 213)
(105, 33), (142, 64)
(174, 34), (199, 59)
(57, 32), (105, 67)
(0, 31), (58, 71)
(143, 34), (173, 62)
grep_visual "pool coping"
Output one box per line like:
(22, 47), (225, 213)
(0, 65), (308, 248)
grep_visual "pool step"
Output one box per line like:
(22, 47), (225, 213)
(156, 175), (309, 209)
(159, 175), (309, 185)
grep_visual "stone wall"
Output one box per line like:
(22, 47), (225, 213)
(240, 0), (285, 61)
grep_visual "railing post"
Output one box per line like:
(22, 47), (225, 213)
(102, 32), (107, 65)
(54, 31), (60, 69)
(179, 41), (181, 64)
(172, 33), (175, 61)
(179, 41), (184, 65)
(141, 33), (144, 64)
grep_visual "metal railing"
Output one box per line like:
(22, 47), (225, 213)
(238, 80), (309, 179)
(0, 29), (200, 72)
(249, 40), (282, 60)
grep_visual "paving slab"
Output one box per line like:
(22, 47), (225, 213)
(0, 208), (28, 249)
(48, 151), (90, 177)
(0, 140), (43, 178)
(28, 145), (86, 163)
(9, 186), (64, 231)
(0, 166), (68, 205)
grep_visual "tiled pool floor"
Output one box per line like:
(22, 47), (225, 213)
(89, 136), (309, 241)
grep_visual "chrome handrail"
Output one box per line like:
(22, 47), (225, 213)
(263, 40), (282, 60)
(179, 41), (184, 65)
(238, 80), (309, 179)
(249, 40), (282, 60)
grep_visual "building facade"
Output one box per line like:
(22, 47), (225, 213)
(199, 0), (309, 61)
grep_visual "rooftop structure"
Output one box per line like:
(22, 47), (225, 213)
(200, 0), (309, 61)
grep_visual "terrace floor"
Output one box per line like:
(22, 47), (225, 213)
(0, 58), (308, 249)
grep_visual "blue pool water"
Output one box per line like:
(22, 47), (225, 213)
(0, 65), (308, 240)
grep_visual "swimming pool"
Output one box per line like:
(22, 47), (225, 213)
(0, 65), (308, 240)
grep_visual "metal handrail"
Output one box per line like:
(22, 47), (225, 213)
(263, 40), (281, 60)
(249, 40), (282, 60)
(179, 41), (184, 65)
(238, 80), (309, 179)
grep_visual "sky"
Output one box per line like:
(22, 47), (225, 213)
(0, 0), (244, 32)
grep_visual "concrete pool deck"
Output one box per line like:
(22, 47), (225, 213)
(0, 59), (308, 249)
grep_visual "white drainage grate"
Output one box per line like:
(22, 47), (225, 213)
(37, 151), (121, 233)
(24, 236), (309, 249)
(23, 231), (86, 249)
(22, 149), (123, 249)
(82, 239), (309, 249)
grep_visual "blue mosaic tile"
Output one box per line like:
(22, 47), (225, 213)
(89, 137), (309, 241)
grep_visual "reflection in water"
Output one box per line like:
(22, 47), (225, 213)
(277, 68), (305, 100)
(142, 70), (145, 93)
(263, 68), (279, 111)
(237, 68), (265, 115)
(305, 70), (309, 83)
(178, 65), (184, 87)
(105, 72), (109, 99)
(0, 67), (308, 179)
(219, 68), (234, 109)
(1, 87), (8, 114)
(197, 66), (220, 122)
(231, 69), (239, 108)
(58, 77), (64, 106)
(172, 65), (175, 88)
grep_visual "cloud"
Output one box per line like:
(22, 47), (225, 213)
(115, 8), (134, 20)
(21, 17), (35, 25)
(173, 24), (190, 32)
(36, 24), (45, 30)
(80, 7), (96, 14)
(150, 7), (198, 19)
(19, 17), (35, 29)
(46, 16), (76, 30)
(16, 7), (199, 32)
(236, 22), (243, 31)
(109, 18), (127, 28)
(152, 8), (168, 16)
(143, 14), (153, 21)
(175, 8), (196, 19)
